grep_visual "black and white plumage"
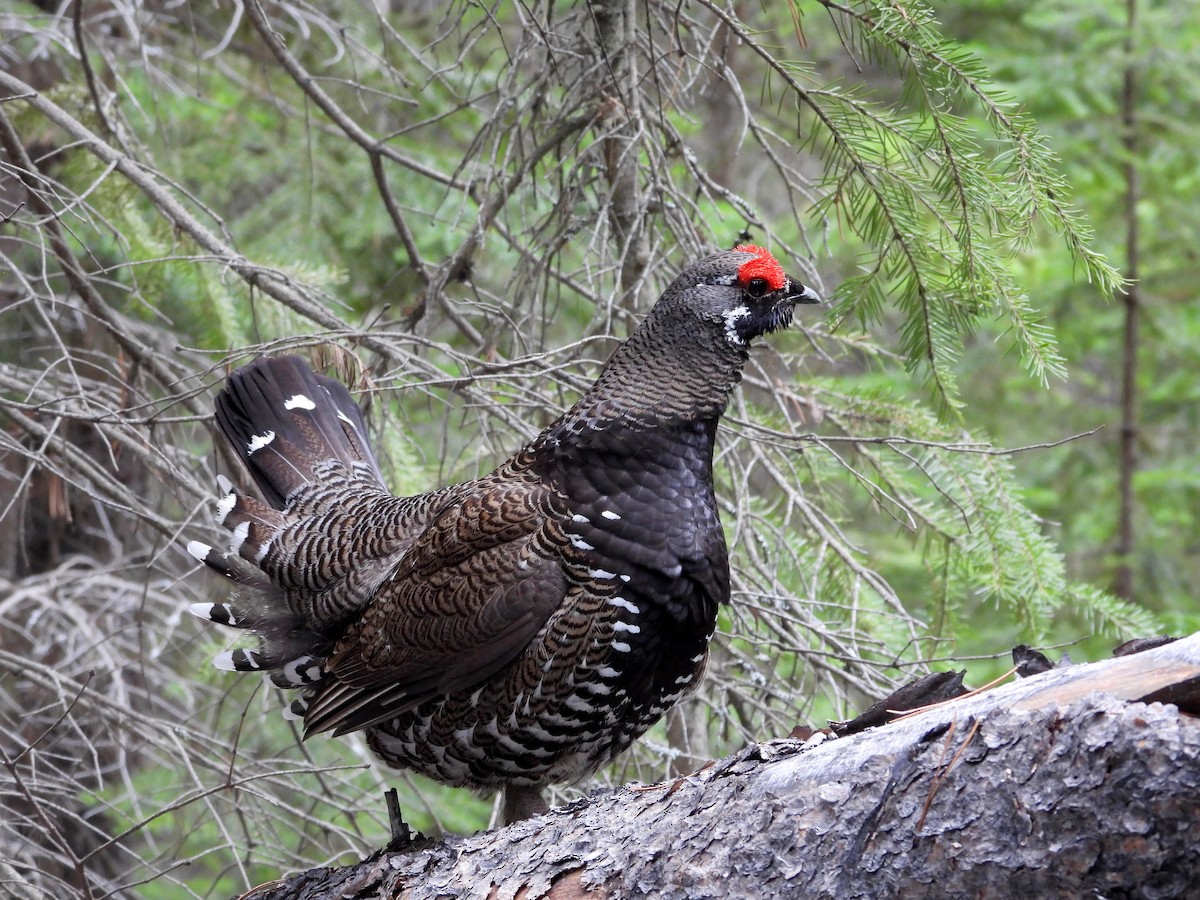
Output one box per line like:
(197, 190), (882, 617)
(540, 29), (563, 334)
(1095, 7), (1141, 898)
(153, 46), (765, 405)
(187, 245), (820, 823)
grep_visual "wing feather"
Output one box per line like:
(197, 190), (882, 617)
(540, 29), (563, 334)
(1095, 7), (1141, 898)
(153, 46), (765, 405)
(302, 473), (567, 736)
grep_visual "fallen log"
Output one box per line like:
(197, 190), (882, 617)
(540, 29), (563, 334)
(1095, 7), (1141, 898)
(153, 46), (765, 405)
(247, 631), (1200, 899)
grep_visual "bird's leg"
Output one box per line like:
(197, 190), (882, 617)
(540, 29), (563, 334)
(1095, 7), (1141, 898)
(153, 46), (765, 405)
(501, 784), (549, 824)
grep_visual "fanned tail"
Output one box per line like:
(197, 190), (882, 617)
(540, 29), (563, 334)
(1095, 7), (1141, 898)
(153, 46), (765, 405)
(187, 355), (392, 716)
(214, 355), (385, 508)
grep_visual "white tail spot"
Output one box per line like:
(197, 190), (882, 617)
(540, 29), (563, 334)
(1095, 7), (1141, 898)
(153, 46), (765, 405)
(609, 597), (640, 614)
(215, 648), (263, 671)
(283, 394), (316, 411)
(601, 510), (621, 520)
(215, 492), (237, 525)
(247, 430), (276, 454)
(229, 520), (250, 553)
(188, 602), (242, 627)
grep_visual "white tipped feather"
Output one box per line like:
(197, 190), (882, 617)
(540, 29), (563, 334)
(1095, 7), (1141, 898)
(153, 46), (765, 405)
(188, 602), (241, 627)
(215, 492), (237, 524)
(281, 700), (307, 721)
(214, 648), (263, 671)
(609, 597), (641, 614)
(187, 602), (214, 620)
(186, 540), (212, 562)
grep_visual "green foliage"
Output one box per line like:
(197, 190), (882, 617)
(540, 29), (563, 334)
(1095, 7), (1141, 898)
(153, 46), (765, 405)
(940, 0), (1200, 614)
(791, 0), (1120, 415)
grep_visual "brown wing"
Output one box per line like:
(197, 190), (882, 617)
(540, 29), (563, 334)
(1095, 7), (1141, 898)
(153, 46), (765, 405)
(302, 473), (568, 736)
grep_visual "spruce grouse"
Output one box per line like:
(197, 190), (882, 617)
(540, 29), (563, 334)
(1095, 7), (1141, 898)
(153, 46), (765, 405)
(187, 245), (820, 823)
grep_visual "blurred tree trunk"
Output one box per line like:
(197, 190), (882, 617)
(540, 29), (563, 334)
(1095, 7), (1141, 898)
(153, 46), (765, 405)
(251, 633), (1200, 900)
(1114, 0), (1141, 601)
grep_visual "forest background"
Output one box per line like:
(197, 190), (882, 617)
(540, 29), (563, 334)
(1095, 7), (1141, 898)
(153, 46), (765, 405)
(0, 1), (1196, 897)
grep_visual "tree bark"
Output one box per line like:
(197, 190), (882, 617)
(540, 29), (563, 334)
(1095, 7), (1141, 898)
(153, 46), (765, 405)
(247, 632), (1200, 899)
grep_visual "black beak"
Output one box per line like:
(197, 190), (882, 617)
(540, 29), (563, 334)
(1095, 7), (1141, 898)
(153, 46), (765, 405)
(785, 278), (821, 305)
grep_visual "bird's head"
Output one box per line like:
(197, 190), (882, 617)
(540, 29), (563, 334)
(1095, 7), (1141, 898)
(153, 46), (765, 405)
(656, 245), (821, 354)
(564, 244), (821, 428)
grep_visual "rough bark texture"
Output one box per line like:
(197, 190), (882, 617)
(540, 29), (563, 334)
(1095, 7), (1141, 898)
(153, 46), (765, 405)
(246, 632), (1200, 900)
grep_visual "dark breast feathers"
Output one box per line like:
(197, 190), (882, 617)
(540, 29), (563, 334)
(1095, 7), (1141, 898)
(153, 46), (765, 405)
(319, 418), (729, 793)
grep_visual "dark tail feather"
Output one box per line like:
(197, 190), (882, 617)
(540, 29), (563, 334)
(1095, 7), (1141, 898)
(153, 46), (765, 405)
(185, 536), (271, 594)
(214, 356), (385, 509)
(185, 355), (388, 717)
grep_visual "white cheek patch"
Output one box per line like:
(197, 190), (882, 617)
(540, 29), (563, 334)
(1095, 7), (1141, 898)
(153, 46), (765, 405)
(723, 306), (751, 345)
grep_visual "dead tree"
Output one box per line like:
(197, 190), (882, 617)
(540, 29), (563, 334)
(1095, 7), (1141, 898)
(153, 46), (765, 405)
(243, 631), (1200, 899)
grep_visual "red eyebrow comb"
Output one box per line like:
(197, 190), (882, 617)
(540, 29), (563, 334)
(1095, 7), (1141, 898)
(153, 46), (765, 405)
(734, 244), (786, 292)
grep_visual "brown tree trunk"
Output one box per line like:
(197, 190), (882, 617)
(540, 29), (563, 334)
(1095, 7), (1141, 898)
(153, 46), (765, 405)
(248, 632), (1200, 900)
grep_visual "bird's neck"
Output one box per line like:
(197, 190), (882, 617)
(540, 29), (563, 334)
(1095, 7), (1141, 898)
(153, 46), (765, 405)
(561, 316), (748, 431)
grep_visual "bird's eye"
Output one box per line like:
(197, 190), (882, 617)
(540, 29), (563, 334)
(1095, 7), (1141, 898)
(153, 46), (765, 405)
(745, 277), (769, 298)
